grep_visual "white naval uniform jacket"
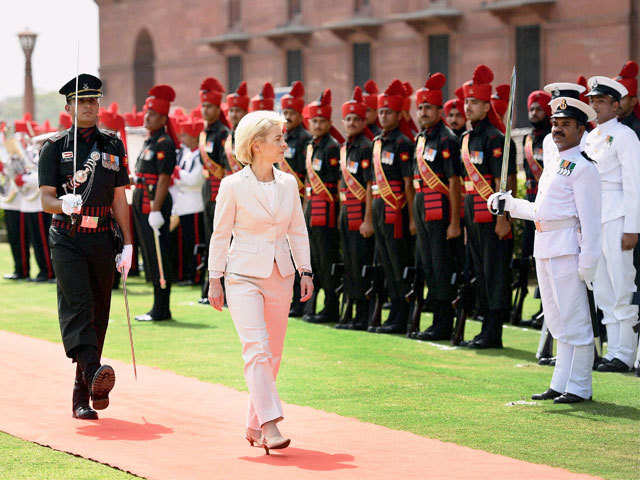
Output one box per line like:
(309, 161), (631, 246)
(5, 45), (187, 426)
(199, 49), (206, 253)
(584, 118), (640, 232)
(170, 146), (205, 217)
(208, 165), (311, 279)
(509, 144), (601, 271)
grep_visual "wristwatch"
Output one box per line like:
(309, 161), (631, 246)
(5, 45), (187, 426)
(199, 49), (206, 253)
(300, 271), (313, 279)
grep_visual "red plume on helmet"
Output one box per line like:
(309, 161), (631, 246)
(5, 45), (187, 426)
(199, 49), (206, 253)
(250, 82), (275, 111)
(417, 72), (446, 107)
(144, 84), (180, 147)
(200, 77), (225, 106)
(473, 64), (494, 85)
(377, 79), (405, 111)
(362, 79), (379, 110)
(226, 81), (250, 111)
(576, 76), (589, 103)
(281, 81), (305, 113)
(342, 85), (367, 120)
(615, 60), (638, 97)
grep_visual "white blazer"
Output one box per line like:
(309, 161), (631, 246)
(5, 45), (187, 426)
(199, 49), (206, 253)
(208, 165), (311, 278)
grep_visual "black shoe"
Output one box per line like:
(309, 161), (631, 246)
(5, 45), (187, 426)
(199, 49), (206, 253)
(198, 297), (209, 305)
(288, 305), (305, 318)
(176, 280), (195, 287)
(467, 336), (503, 349)
(367, 325), (379, 333)
(531, 388), (562, 400)
(29, 275), (48, 282)
(3, 273), (27, 280)
(72, 405), (98, 420)
(538, 357), (553, 366)
(415, 329), (452, 341)
(334, 322), (352, 330)
(347, 322), (368, 331)
(553, 392), (591, 404)
(90, 365), (115, 410)
(376, 323), (406, 334)
(306, 313), (336, 324)
(597, 357), (631, 373)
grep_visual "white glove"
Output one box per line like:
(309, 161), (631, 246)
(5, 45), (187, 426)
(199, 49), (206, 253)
(60, 194), (82, 215)
(578, 265), (597, 290)
(148, 211), (164, 231)
(116, 244), (133, 279)
(487, 190), (513, 215)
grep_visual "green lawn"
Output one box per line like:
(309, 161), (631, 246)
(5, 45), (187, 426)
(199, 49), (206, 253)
(0, 243), (638, 480)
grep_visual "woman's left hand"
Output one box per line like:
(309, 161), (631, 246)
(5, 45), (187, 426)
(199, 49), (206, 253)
(300, 275), (314, 302)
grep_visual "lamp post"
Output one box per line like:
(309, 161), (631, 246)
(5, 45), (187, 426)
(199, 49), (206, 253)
(18, 29), (38, 119)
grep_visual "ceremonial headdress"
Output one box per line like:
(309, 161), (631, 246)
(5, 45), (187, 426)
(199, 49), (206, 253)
(614, 61), (638, 97)
(586, 76), (628, 102)
(307, 89), (333, 119)
(59, 74), (103, 101)
(100, 103), (128, 154)
(226, 81), (250, 111)
(249, 82), (275, 112)
(363, 80), (379, 110)
(178, 117), (205, 139)
(443, 87), (465, 119)
(491, 84), (510, 117)
(124, 106), (144, 127)
(199, 77), (225, 106)
(342, 86), (368, 119)
(462, 65), (493, 102)
(281, 81), (305, 113)
(544, 82), (585, 100)
(550, 96), (596, 125)
(527, 90), (552, 117)
(416, 73), (446, 107)
(377, 79), (405, 112)
(144, 84), (180, 147)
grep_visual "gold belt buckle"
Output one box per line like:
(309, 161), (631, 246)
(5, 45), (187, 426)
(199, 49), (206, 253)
(464, 180), (474, 193)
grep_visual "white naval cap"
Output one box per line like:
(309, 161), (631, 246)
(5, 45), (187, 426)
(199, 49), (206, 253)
(550, 96), (596, 124)
(543, 82), (586, 100)
(586, 76), (628, 101)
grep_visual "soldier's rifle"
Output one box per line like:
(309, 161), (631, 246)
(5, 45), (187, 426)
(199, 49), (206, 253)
(403, 266), (424, 338)
(586, 286), (602, 369)
(362, 261), (383, 330)
(451, 271), (476, 346)
(510, 257), (530, 325)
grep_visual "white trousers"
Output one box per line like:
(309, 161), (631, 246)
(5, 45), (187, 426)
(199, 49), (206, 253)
(594, 217), (639, 366)
(225, 262), (294, 430)
(536, 255), (594, 398)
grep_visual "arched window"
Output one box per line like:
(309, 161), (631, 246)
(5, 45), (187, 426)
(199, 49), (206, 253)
(134, 29), (155, 110)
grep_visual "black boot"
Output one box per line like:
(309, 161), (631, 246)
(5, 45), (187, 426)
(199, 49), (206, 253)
(301, 289), (318, 322)
(334, 297), (354, 329)
(137, 284), (172, 321)
(417, 301), (454, 341)
(468, 310), (503, 349)
(72, 364), (98, 420)
(349, 300), (370, 330)
(75, 346), (115, 411)
(289, 272), (305, 317)
(377, 299), (408, 334)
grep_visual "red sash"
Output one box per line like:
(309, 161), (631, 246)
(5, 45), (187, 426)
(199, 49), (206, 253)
(199, 131), (225, 202)
(461, 135), (494, 223)
(372, 140), (406, 237)
(278, 158), (305, 197)
(339, 145), (368, 231)
(305, 144), (336, 227)
(415, 136), (450, 222)
(524, 134), (543, 182)
(224, 134), (243, 173)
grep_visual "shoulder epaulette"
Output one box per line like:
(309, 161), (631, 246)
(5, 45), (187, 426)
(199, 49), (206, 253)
(45, 130), (67, 144)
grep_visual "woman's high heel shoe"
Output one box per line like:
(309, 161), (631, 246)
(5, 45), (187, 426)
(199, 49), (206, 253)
(245, 428), (262, 447)
(260, 435), (291, 455)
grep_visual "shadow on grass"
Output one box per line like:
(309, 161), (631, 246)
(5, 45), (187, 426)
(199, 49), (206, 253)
(141, 319), (215, 330)
(239, 447), (356, 471)
(471, 346), (536, 363)
(543, 401), (640, 421)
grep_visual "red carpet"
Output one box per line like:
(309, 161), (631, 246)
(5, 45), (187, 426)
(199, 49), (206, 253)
(0, 330), (602, 480)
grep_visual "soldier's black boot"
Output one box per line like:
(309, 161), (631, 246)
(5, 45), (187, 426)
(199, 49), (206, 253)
(377, 299), (408, 334)
(349, 300), (369, 330)
(289, 272), (305, 317)
(468, 311), (503, 349)
(301, 290), (318, 322)
(308, 293), (339, 324)
(335, 297), (354, 329)
(76, 346), (115, 411)
(72, 364), (98, 420)
(417, 301), (454, 341)
(136, 284), (171, 321)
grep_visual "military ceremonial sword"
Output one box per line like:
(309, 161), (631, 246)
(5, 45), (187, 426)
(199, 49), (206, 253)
(586, 287), (603, 364)
(153, 227), (167, 289)
(498, 66), (517, 215)
(122, 276), (138, 380)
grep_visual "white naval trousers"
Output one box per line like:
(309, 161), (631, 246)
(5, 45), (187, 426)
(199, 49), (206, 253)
(536, 254), (594, 398)
(225, 262), (294, 430)
(593, 217), (639, 367)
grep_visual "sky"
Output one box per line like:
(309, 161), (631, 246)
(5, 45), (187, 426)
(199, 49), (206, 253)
(1, 0), (99, 100)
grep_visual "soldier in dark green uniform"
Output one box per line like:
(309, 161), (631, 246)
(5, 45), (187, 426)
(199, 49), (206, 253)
(369, 79), (416, 334)
(132, 85), (178, 321)
(334, 86), (375, 330)
(410, 73), (463, 340)
(39, 74), (132, 419)
(280, 81), (312, 317)
(459, 65), (517, 348)
(198, 77), (230, 304)
(303, 89), (342, 324)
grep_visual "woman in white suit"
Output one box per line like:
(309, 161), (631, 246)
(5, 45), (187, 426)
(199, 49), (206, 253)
(208, 110), (313, 453)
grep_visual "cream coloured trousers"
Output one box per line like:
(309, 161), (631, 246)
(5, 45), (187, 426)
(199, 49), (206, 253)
(225, 262), (294, 430)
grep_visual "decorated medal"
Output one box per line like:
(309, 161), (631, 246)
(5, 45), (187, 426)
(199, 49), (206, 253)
(74, 170), (88, 184)
(90, 151), (100, 161)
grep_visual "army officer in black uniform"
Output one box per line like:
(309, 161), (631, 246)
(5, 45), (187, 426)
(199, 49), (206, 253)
(39, 74), (132, 420)
(132, 85), (178, 321)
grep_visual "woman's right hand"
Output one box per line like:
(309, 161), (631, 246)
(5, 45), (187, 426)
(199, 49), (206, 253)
(208, 278), (225, 311)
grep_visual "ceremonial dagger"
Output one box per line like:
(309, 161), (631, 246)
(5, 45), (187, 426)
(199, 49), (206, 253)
(498, 66), (517, 215)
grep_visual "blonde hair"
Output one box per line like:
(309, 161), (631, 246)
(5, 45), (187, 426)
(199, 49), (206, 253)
(234, 110), (285, 165)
